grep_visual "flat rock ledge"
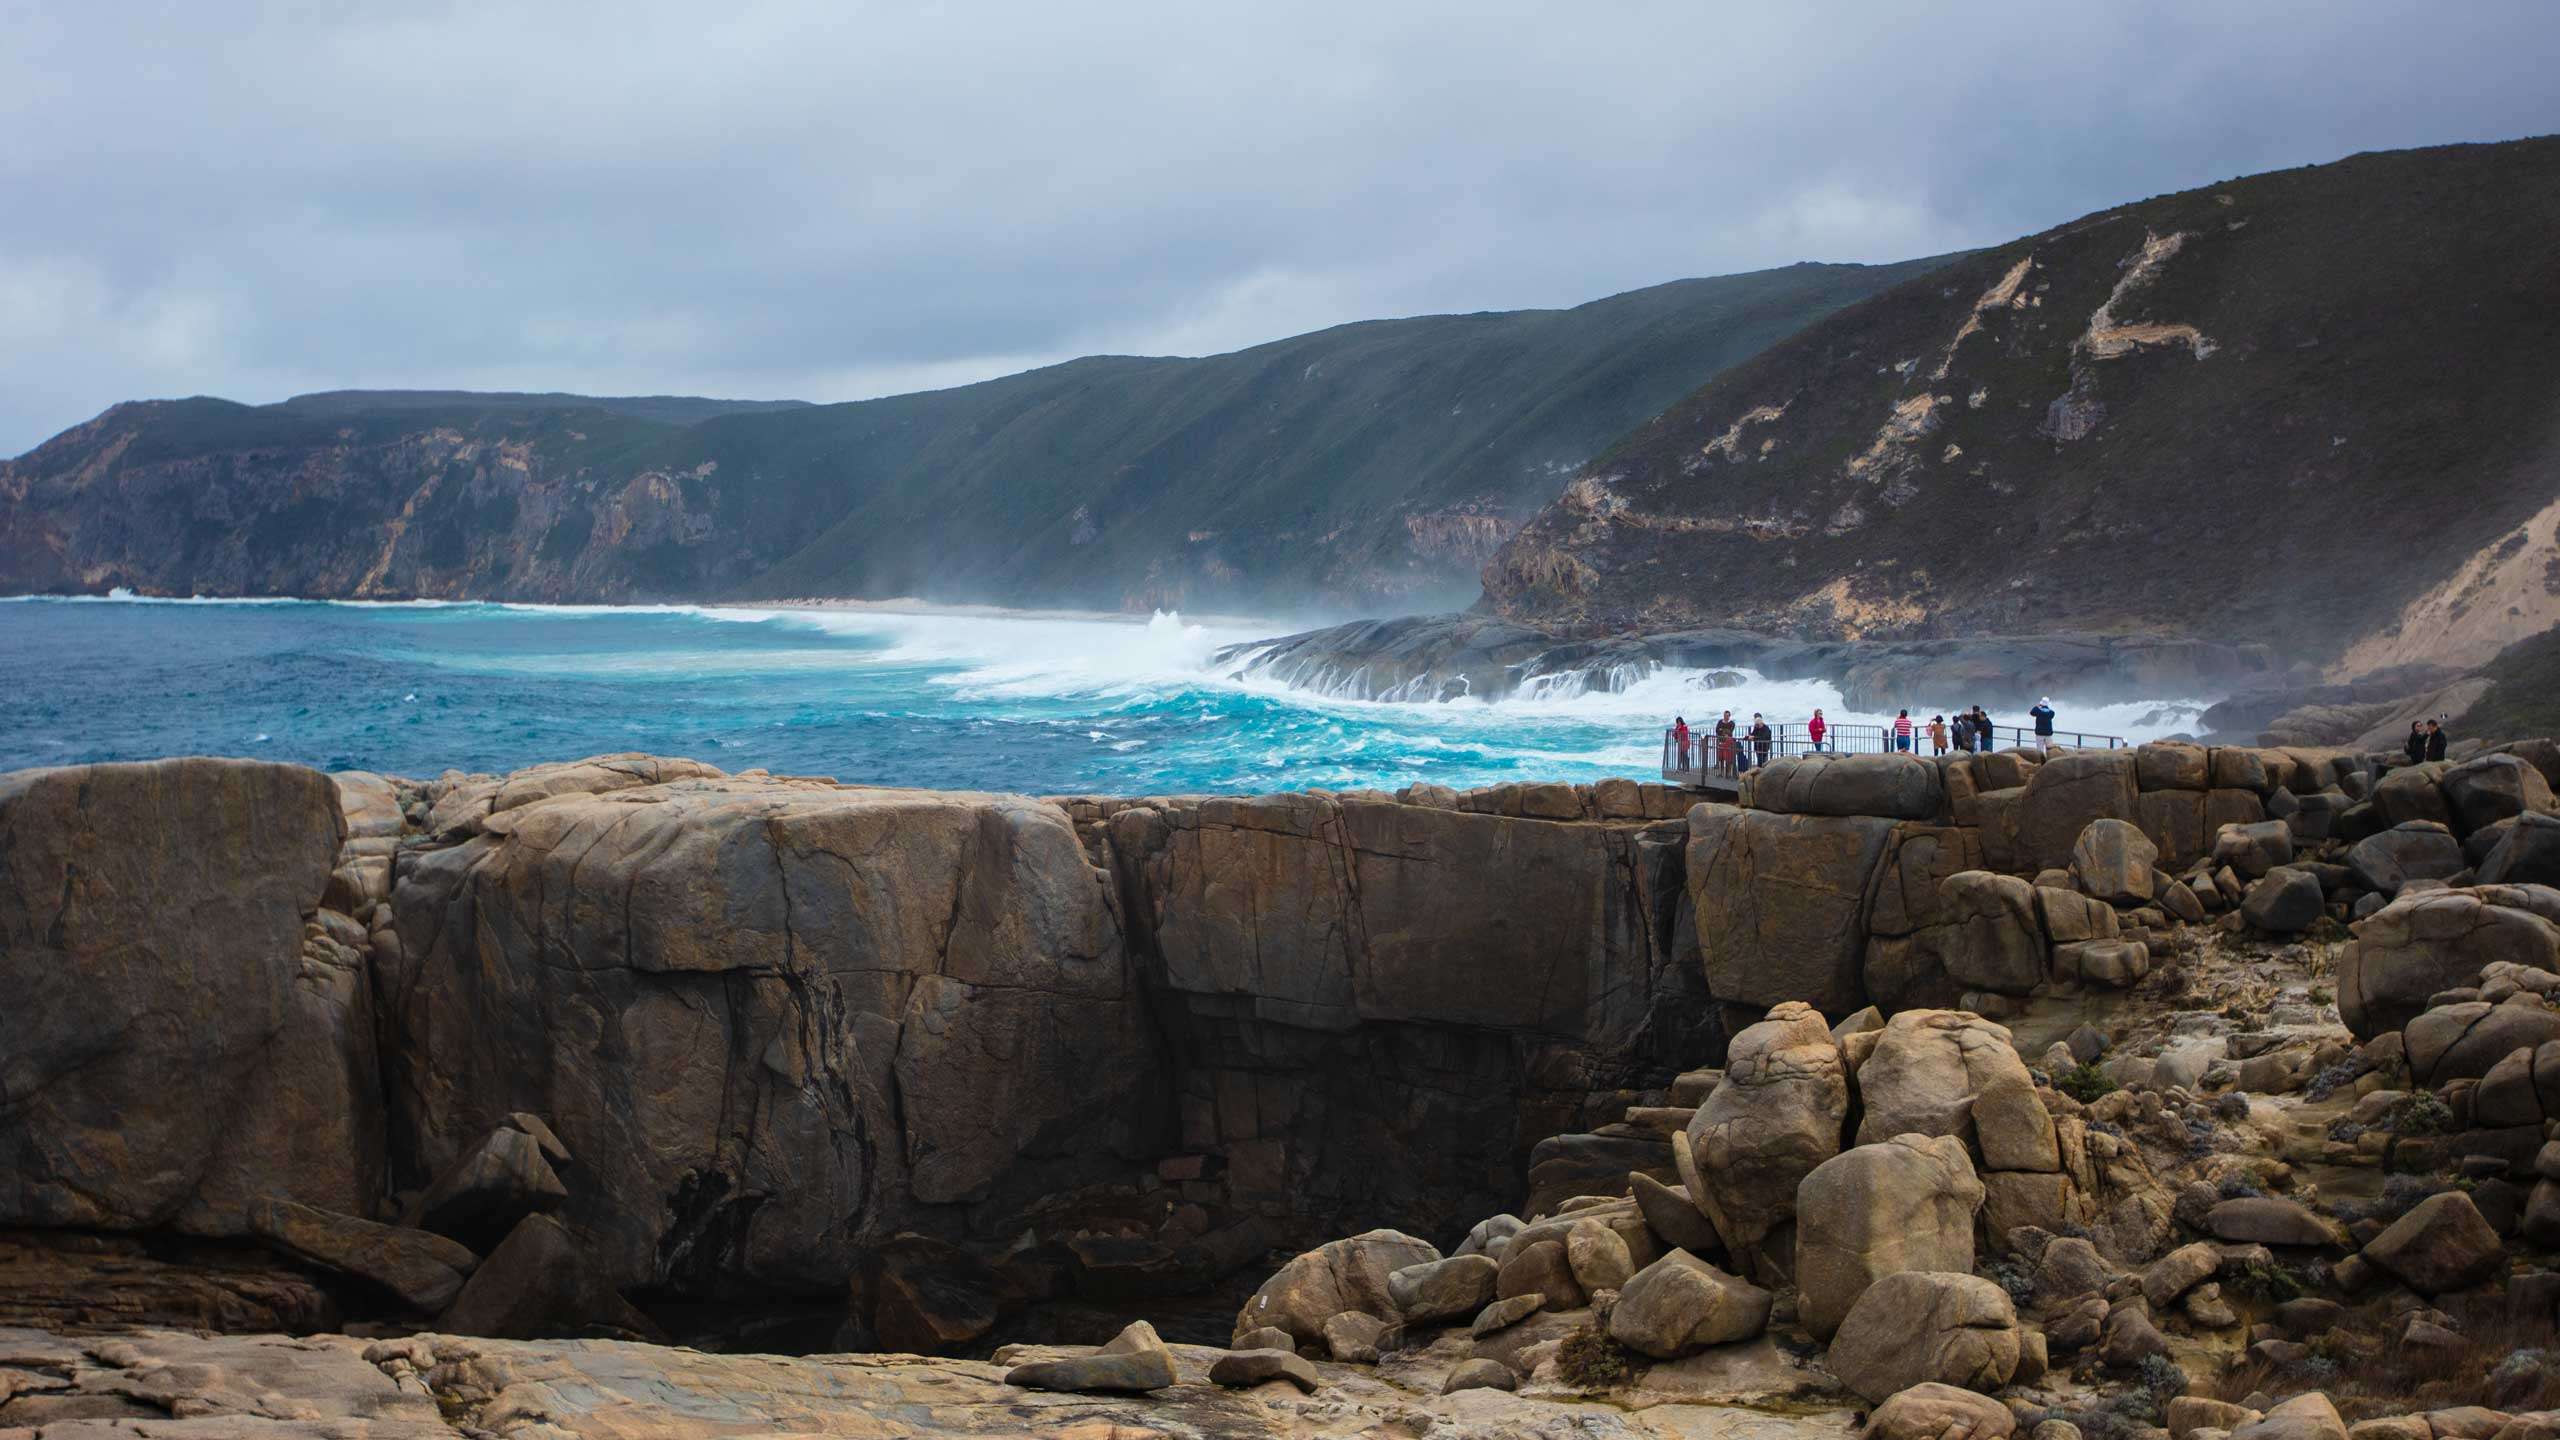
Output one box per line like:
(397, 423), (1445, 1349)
(0, 1325), (1857, 1439)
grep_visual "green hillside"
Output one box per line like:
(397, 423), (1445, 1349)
(0, 260), (1944, 613)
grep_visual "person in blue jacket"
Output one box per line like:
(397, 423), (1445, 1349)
(2030, 697), (2058, 751)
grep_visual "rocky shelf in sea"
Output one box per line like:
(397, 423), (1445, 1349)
(7, 741), (2560, 1434)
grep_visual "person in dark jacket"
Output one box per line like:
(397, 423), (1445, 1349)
(1750, 714), (1773, 769)
(1973, 706), (1995, 752)
(2425, 719), (2448, 762)
(2029, 697), (2058, 751)
(2406, 722), (2427, 766)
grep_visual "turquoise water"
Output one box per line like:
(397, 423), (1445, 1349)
(0, 596), (2207, 792)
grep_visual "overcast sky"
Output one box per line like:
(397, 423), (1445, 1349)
(2, 1), (2552, 456)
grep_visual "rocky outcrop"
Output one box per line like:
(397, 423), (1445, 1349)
(0, 758), (373, 1236)
(0, 755), (1720, 1348)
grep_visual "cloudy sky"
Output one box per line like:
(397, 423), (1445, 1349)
(2, 1), (2552, 455)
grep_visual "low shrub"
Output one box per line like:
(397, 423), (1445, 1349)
(2057, 1062), (2118, 1103)
(1554, 1321), (1635, 1392)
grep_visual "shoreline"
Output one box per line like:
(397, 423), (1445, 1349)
(0, 587), (1299, 631)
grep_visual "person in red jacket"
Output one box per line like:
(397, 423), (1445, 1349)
(1673, 715), (1692, 770)
(1808, 709), (1828, 753)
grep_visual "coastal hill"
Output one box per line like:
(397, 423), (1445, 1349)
(0, 261), (1940, 615)
(1482, 137), (2560, 669)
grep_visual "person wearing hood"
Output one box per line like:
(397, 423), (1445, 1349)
(2029, 697), (2057, 751)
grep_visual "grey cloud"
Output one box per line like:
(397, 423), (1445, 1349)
(1, 0), (2552, 453)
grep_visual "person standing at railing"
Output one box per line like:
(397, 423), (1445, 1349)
(1674, 715), (1692, 770)
(1715, 711), (1739, 778)
(1750, 713), (1773, 769)
(1928, 714), (1949, 756)
(1893, 709), (1914, 752)
(1973, 706), (1995, 752)
(1808, 709), (1828, 753)
(2030, 698), (2058, 752)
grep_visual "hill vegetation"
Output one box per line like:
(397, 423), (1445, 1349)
(1481, 137), (2560, 667)
(0, 261), (1943, 614)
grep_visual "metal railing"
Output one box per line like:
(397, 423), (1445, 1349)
(1659, 721), (2125, 787)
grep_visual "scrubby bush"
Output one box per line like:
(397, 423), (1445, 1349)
(2384, 1091), (2455, 1135)
(1983, 1257), (2036, 1304)
(2325, 1117), (2367, 1143)
(2228, 1258), (2310, 1303)
(2214, 1090), (2251, 1121)
(2303, 1059), (2363, 1099)
(2217, 1171), (2266, 1199)
(2057, 1062), (2118, 1103)
(1554, 1321), (1634, 1392)
(2136, 1352), (2189, 1400)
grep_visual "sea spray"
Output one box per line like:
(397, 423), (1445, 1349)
(0, 595), (2212, 791)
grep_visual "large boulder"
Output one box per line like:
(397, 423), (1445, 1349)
(2339, 890), (2560, 1039)
(2481, 812), (2560, 887)
(2069, 819), (2158, 904)
(2346, 822), (2467, 897)
(1932, 872), (2048, 996)
(1862, 826), (1992, 1012)
(246, 1198), (478, 1313)
(1387, 1253), (1498, 1325)
(1689, 805), (1896, 1012)
(2135, 742), (2209, 792)
(391, 777), (1162, 1306)
(2405, 994), (2560, 1085)
(1853, 1010), (2058, 1172)
(1826, 1271), (2021, 1403)
(1605, 1249), (1772, 1358)
(2016, 752), (2140, 874)
(2213, 819), (2295, 879)
(1685, 1002), (1848, 1267)
(2443, 753), (2558, 835)
(1235, 1230), (1441, 1346)
(2361, 1191), (2503, 1294)
(2203, 1197), (2343, 1248)
(2375, 764), (2453, 828)
(2241, 867), (2326, 934)
(0, 758), (373, 1236)
(2133, 789), (2209, 869)
(1746, 755), (1946, 821)
(1865, 1384), (2019, 1440)
(404, 1122), (569, 1253)
(1796, 1134), (1984, 1340)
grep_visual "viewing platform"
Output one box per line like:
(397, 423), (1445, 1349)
(1660, 721), (2125, 790)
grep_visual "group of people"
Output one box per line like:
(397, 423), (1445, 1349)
(1670, 696), (2070, 775)
(2406, 718), (2451, 763)
(1670, 710), (1777, 778)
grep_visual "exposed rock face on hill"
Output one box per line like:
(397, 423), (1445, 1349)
(0, 261), (1938, 615)
(1482, 138), (2560, 662)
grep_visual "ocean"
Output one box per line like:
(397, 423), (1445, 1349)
(0, 596), (2211, 793)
